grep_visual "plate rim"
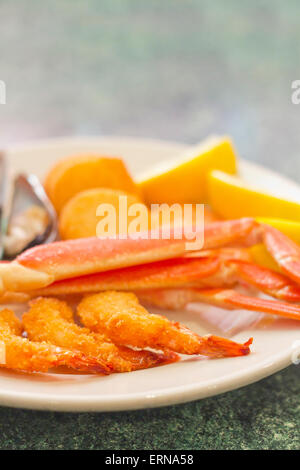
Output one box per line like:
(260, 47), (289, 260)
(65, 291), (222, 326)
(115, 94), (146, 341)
(0, 350), (292, 412)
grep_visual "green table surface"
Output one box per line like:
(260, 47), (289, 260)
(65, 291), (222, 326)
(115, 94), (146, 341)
(0, 0), (300, 450)
(1, 366), (299, 450)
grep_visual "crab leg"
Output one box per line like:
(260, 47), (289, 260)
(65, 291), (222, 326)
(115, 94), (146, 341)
(137, 288), (198, 310)
(262, 224), (300, 284)
(29, 252), (300, 305)
(195, 289), (300, 321)
(0, 261), (53, 293)
(0, 236), (187, 294)
(0, 218), (257, 293)
(229, 260), (300, 302)
(185, 247), (252, 261)
(77, 291), (252, 358)
(2, 218), (300, 298)
(30, 257), (221, 297)
(137, 287), (300, 321)
(184, 250), (300, 302)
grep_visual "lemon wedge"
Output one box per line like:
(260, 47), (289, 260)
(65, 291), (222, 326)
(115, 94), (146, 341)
(208, 170), (300, 221)
(257, 217), (300, 243)
(249, 245), (281, 272)
(137, 136), (237, 205)
(250, 218), (300, 272)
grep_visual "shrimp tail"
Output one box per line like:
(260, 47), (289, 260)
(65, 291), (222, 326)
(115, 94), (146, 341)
(197, 335), (253, 358)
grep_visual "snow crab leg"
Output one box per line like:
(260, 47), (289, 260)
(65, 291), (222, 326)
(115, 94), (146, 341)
(137, 288), (300, 322)
(1, 217), (300, 322)
(30, 254), (300, 302)
(262, 223), (300, 284)
(28, 250), (300, 321)
(0, 218), (258, 293)
(29, 257), (221, 296)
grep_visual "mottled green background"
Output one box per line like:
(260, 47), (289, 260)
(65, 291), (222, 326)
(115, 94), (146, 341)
(0, 0), (300, 450)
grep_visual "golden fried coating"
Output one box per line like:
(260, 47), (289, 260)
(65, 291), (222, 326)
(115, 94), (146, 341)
(0, 309), (107, 374)
(0, 309), (23, 335)
(23, 297), (177, 373)
(78, 291), (251, 358)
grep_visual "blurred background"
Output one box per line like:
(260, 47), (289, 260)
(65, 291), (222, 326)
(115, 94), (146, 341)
(1, 0), (299, 179)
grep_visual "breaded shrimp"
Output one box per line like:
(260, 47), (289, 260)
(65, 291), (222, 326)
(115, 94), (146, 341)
(0, 309), (108, 374)
(23, 297), (178, 373)
(78, 291), (252, 358)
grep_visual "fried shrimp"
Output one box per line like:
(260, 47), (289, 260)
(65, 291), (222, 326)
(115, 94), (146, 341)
(0, 309), (108, 374)
(78, 291), (252, 358)
(23, 297), (178, 373)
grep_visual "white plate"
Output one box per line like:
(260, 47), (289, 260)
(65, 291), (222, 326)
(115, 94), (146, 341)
(1, 136), (300, 412)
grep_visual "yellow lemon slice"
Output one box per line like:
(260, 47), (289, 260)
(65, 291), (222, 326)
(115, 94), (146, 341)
(258, 217), (300, 244)
(249, 245), (281, 272)
(250, 218), (300, 272)
(208, 170), (300, 221)
(137, 136), (237, 205)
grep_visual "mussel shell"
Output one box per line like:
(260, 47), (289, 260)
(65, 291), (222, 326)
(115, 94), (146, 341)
(3, 174), (58, 259)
